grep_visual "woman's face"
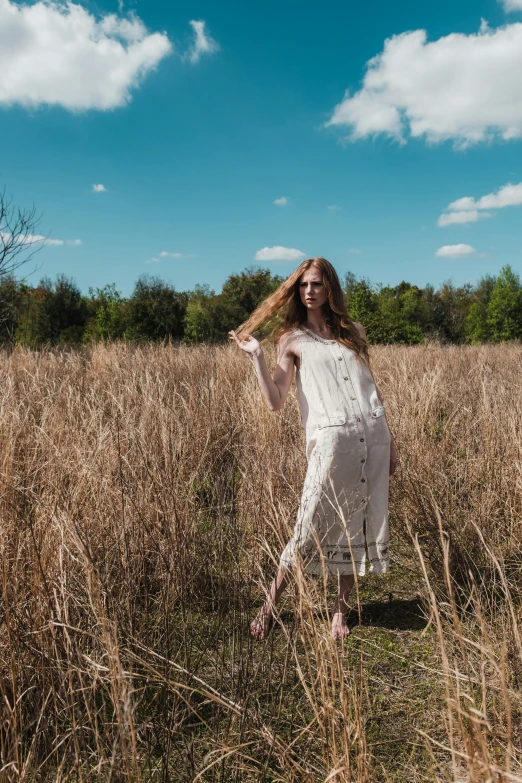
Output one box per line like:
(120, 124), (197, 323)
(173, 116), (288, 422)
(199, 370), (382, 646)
(299, 266), (328, 312)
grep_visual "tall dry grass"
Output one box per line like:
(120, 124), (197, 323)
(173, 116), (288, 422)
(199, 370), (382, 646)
(0, 341), (521, 781)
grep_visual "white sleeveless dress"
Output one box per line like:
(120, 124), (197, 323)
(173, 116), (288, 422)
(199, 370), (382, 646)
(280, 326), (391, 576)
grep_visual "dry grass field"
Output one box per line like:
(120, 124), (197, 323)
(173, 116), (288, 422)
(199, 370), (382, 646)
(1, 341), (522, 782)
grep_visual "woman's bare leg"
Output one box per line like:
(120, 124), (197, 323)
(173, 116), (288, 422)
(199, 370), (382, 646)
(331, 574), (354, 640)
(250, 565), (289, 639)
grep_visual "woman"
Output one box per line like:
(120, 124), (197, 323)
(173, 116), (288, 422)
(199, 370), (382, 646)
(229, 257), (398, 640)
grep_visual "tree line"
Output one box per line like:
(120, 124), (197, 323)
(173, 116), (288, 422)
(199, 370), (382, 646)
(1, 188), (520, 347)
(0, 263), (521, 347)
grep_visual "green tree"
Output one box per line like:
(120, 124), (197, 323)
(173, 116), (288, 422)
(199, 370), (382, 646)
(417, 284), (447, 340)
(220, 266), (283, 328)
(126, 276), (188, 340)
(376, 283), (423, 344)
(184, 267), (283, 342)
(15, 276), (88, 346)
(41, 275), (88, 344)
(83, 284), (126, 342)
(343, 271), (359, 311)
(183, 285), (215, 342)
(349, 283), (390, 343)
(486, 265), (522, 342)
(0, 276), (21, 344)
(465, 275), (495, 343)
(15, 284), (52, 347)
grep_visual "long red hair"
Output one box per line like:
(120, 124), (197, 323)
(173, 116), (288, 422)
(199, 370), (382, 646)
(236, 257), (368, 360)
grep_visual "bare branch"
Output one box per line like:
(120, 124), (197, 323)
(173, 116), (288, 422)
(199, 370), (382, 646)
(0, 186), (44, 278)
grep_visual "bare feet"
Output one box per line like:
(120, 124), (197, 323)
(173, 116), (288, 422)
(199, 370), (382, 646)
(250, 602), (273, 640)
(331, 610), (351, 640)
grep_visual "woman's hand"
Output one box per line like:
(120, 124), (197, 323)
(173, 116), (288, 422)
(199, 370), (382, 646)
(228, 330), (262, 357)
(229, 329), (296, 412)
(389, 439), (398, 476)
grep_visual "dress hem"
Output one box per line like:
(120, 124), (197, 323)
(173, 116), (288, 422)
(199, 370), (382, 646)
(280, 556), (389, 577)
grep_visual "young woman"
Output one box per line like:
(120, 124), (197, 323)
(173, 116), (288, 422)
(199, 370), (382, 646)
(229, 257), (398, 640)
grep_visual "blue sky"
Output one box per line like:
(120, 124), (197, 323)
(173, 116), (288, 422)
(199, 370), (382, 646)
(1, 0), (522, 295)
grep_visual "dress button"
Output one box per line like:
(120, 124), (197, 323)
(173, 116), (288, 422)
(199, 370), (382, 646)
(360, 438), (364, 442)
(338, 356), (343, 360)
(351, 396), (356, 400)
(318, 424), (322, 429)
(344, 376), (348, 380)
(361, 458), (365, 463)
(356, 417), (361, 422)
(361, 478), (366, 483)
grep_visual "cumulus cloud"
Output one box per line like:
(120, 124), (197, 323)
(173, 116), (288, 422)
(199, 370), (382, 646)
(1, 231), (60, 246)
(502, 0), (522, 11)
(0, 231), (81, 247)
(435, 244), (476, 258)
(273, 197), (288, 206)
(438, 181), (522, 225)
(449, 181), (522, 210)
(348, 248), (363, 254)
(326, 22), (522, 146)
(437, 210), (491, 226)
(43, 235), (82, 246)
(0, 1), (172, 111)
(92, 184), (107, 193)
(187, 20), (219, 64)
(254, 246), (306, 263)
(159, 251), (182, 258)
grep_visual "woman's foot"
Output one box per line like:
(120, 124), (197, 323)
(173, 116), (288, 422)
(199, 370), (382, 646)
(250, 602), (273, 640)
(331, 610), (350, 640)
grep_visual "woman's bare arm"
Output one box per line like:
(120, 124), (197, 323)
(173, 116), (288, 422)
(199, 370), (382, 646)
(228, 329), (298, 412)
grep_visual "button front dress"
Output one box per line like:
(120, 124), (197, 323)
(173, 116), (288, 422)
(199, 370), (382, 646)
(280, 326), (391, 576)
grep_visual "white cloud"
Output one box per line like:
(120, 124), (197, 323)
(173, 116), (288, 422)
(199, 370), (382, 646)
(449, 181), (522, 210)
(38, 235), (82, 246)
(1, 231), (60, 246)
(0, 231), (82, 247)
(187, 20), (219, 65)
(273, 196), (288, 206)
(326, 22), (522, 146)
(435, 244), (476, 258)
(0, 1), (172, 111)
(502, 0), (522, 11)
(348, 248), (363, 254)
(92, 184), (107, 193)
(439, 181), (522, 225)
(146, 251), (183, 263)
(254, 246), (306, 263)
(437, 210), (487, 226)
(327, 204), (341, 211)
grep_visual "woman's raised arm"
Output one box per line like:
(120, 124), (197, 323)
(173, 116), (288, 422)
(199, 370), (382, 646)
(228, 329), (297, 412)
